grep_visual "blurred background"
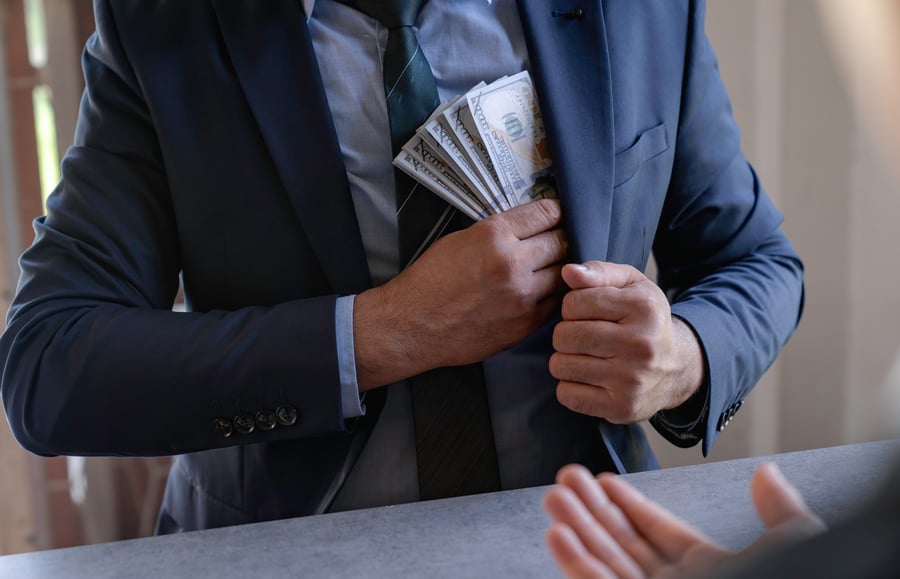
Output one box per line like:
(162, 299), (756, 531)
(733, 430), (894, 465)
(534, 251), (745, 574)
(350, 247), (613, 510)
(1, 0), (899, 555)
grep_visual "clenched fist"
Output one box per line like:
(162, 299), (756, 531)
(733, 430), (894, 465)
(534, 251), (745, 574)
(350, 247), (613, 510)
(549, 261), (705, 423)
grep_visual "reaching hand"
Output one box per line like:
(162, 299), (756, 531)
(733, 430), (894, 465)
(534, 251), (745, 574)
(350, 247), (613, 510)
(543, 463), (826, 579)
(354, 199), (567, 390)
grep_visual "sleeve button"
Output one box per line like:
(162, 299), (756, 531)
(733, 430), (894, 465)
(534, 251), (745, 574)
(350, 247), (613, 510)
(255, 409), (277, 431)
(276, 404), (299, 427)
(234, 413), (256, 435)
(213, 418), (233, 439)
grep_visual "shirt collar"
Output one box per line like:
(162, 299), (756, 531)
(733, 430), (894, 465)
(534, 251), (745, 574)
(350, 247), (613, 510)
(303, 0), (493, 21)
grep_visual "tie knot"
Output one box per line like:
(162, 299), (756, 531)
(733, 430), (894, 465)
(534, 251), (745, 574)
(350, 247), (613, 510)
(335, 0), (428, 29)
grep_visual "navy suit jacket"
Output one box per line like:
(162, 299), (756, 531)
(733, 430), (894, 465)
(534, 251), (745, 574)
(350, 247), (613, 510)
(0, 0), (803, 531)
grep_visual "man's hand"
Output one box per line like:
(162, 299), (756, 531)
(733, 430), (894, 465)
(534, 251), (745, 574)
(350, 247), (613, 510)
(549, 261), (705, 423)
(543, 463), (827, 579)
(354, 199), (567, 391)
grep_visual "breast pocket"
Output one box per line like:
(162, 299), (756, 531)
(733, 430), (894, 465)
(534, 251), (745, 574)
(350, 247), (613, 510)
(614, 123), (670, 188)
(608, 123), (672, 268)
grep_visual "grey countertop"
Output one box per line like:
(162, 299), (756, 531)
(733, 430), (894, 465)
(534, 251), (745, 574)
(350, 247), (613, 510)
(1, 440), (897, 578)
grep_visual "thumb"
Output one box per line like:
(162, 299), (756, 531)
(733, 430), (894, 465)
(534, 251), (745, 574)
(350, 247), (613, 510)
(751, 463), (817, 529)
(561, 261), (646, 290)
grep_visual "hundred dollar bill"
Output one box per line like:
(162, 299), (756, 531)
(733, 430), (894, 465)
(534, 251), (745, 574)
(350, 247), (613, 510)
(394, 139), (489, 221)
(419, 97), (503, 214)
(467, 71), (556, 206)
(441, 91), (513, 211)
(402, 136), (491, 217)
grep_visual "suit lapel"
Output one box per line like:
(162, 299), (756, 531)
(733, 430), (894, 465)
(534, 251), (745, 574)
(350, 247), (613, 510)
(211, 0), (371, 295)
(210, 0), (612, 285)
(516, 0), (615, 262)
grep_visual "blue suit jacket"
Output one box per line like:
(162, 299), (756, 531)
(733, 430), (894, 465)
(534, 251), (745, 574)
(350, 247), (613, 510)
(0, 0), (803, 531)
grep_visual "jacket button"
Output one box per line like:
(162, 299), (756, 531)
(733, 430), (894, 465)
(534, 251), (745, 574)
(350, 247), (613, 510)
(213, 418), (233, 439)
(234, 413), (256, 435)
(276, 404), (299, 427)
(255, 409), (277, 431)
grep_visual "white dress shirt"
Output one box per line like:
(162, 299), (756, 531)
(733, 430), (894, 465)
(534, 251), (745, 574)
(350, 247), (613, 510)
(305, 0), (533, 510)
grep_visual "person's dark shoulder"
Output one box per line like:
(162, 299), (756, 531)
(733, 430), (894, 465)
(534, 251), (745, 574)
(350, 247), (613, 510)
(713, 462), (900, 579)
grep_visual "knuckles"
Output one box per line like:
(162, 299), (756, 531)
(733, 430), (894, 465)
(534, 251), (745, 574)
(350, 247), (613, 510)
(571, 325), (596, 355)
(560, 290), (580, 320)
(627, 283), (673, 328)
(473, 215), (506, 239)
(484, 254), (536, 310)
(620, 286), (661, 318)
(625, 331), (659, 362)
(527, 197), (563, 225)
(506, 282), (536, 314)
(551, 358), (657, 423)
(552, 228), (570, 255)
(552, 322), (590, 354)
(556, 384), (598, 417)
(548, 352), (564, 379)
(560, 287), (604, 320)
(549, 352), (591, 384)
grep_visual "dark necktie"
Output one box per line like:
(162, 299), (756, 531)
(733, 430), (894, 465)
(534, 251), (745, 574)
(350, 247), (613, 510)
(334, 0), (501, 500)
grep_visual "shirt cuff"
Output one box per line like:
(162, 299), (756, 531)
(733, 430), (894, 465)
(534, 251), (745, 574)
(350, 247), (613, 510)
(649, 377), (709, 448)
(335, 295), (365, 419)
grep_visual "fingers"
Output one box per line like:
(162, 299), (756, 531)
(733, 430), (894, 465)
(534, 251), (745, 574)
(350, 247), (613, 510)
(523, 228), (569, 271)
(554, 377), (655, 424)
(551, 355), (615, 388)
(546, 524), (618, 579)
(597, 474), (718, 562)
(544, 486), (647, 579)
(547, 467), (739, 579)
(562, 288), (630, 323)
(561, 284), (665, 324)
(532, 264), (567, 295)
(555, 282), (670, 359)
(562, 261), (646, 291)
(553, 321), (630, 358)
(554, 379), (626, 422)
(496, 198), (563, 240)
(742, 464), (825, 558)
(750, 463), (824, 532)
(556, 465), (665, 574)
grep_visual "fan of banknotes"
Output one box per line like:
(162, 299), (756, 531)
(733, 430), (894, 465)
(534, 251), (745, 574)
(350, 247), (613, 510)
(393, 71), (556, 221)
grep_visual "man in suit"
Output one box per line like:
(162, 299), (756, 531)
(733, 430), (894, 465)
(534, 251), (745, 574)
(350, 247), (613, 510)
(0, 0), (802, 532)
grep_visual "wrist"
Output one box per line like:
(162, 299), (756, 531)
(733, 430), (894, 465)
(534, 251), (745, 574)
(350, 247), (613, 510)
(666, 315), (707, 410)
(353, 284), (434, 391)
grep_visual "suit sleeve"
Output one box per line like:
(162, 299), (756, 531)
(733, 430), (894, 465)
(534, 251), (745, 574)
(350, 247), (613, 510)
(0, 0), (352, 456)
(649, 0), (804, 455)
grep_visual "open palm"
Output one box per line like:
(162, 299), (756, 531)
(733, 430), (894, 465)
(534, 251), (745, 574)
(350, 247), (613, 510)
(543, 463), (826, 579)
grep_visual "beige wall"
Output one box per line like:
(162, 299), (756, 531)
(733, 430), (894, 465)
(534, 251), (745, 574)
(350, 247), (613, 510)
(648, 0), (900, 468)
